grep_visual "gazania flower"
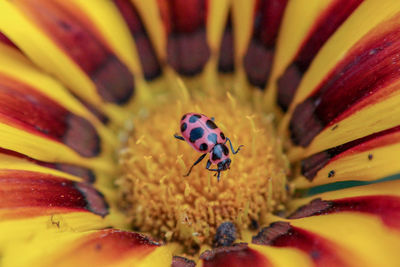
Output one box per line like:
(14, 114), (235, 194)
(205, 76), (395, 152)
(1, 0), (400, 266)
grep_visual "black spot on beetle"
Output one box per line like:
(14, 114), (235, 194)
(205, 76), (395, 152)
(331, 124), (339, 131)
(189, 114), (202, 123)
(181, 122), (187, 132)
(368, 154), (373, 160)
(181, 114), (187, 121)
(220, 132), (225, 140)
(189, 127), (204, 143)
(328, 170), (335, 178)
(206, 119), (218, 129)
(199, 143), (208, 151)
(207, 133), (218, 144)
(222, 144), (229, 156)
(213, 222), (236, 247)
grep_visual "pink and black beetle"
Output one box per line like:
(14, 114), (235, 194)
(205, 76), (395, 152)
(174, 113), (243, 181)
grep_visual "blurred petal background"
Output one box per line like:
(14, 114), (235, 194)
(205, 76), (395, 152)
(1, 0), (400, 266)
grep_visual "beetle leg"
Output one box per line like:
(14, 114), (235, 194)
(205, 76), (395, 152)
(225, 137), (244, 154)
(174, 133), (185, 141)
(206, 160), (222, 182)
(184, 153), (207, 177)
(206, 160), (219, 172)
(217, 171), (221, 181)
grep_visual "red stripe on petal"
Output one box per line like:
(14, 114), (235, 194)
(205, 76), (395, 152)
(200, 243), (271, 267)
(254, 0), (288, 48)
(0, 170), (108, 217)
(301, 126), (400, 180)
(243, 0), (288, 88)
(0, 31), (18, 49)
(0, 75), (100, 157)
(168, 0), (208, 33)
(0, 148), (96, 183)
(290, 196), (400, 230)
(290, 14), (400, 147)
(17, 0), (134, 104)
(253, 221), (346, 266)
(165, 0), (210, 76)
(114, 0), (162, 80)
(277, 0), (363, 110)
(56, 230), (159, 265)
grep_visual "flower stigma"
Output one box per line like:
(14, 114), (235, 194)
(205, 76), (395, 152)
(117, 88), (290, 254)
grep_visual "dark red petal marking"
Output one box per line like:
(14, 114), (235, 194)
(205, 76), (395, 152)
(74, 95), (109, 124)
(166, 0), (210, 76)
(18, 0), (134, 104)
(55, 163), (96, 183)
(58, 230), (159, 263)
(74, 182), (109, 217)
(290, 14), (400, 147)
(301, 125), (400, 180)
(0, 147), (96, 183)
(0, 75), (100, 157)
(218, 14), (234, 73)
(0, 31), (18, 49)
(277, 0), (363, 110)
(172, 256), (196, 267)
(253, 222), (347, 266)
(289, 196), (400, 230)
(113, 0), (162, 80)
(0, 170), (108, 217)
(243, 40), (274, 88)
(243, 0), (288, 88)
(200, 243), (271, 267)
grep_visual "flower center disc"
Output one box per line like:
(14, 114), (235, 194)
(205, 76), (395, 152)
(117, 93), (289, 251)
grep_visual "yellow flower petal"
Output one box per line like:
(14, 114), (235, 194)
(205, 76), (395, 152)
(276, 1), (400, 172)
(0, 0), (140, 124)
(290, 213), (400, 267)
(289, 179), (400, 218)
(0, 168), (114, 250)
(249, 244), (313, 267)
(265, 0), (362, 111)
(0, 212), (108, 251)
(254, 212), (400, 267)
(131, 0), (167, 64)
(284, 0), (400, 111)
(295, 125), (400, 188)
(1, 229), (172, 267)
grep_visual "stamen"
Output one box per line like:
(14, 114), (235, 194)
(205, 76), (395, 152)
(117, 93), (289, 252)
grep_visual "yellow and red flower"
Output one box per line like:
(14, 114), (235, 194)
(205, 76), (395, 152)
(1, 0), (400, 266)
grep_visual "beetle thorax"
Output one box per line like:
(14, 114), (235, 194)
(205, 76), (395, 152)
(210, 143), (230, 164)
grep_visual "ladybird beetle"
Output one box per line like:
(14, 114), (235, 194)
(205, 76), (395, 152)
(174, 113), (243, 181)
